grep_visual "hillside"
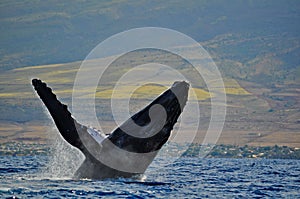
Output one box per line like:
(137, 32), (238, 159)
(1, 1), (299, 83)
(0, 0), (299, 147)
(0, 51), (299, 146)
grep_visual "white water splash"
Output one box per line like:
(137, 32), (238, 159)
(40, 127), (84, 179)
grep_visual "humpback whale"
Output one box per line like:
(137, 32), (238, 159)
(32, 79), (189, 179)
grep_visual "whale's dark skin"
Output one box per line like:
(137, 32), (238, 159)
(32, 79), (189, 179)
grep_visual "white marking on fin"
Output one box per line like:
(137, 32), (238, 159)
(87, 127), (107, 144)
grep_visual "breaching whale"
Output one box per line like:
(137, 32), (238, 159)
(32, 79), (189, 179)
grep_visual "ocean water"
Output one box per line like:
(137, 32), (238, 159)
(0, 155), (299, 198)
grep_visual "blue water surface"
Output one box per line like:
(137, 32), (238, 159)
(0, 155), (299, 198)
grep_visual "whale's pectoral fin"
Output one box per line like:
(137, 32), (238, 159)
(32, 79), (83, 149)
(106, 81), (189, 154)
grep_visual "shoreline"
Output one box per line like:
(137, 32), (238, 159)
(1, 142), (299, 159)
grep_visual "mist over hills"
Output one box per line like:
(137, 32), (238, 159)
(1, 0), (299, 85)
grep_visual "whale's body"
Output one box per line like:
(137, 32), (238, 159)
(32, 79), (189, 179)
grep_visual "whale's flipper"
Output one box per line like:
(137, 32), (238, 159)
(107, 81), (189, 153)
(32, 79), (84, 149)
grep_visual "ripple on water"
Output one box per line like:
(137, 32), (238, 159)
(0, 156), (299, 198)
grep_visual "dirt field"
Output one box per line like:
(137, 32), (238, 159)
(1, 121), (299, 147)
